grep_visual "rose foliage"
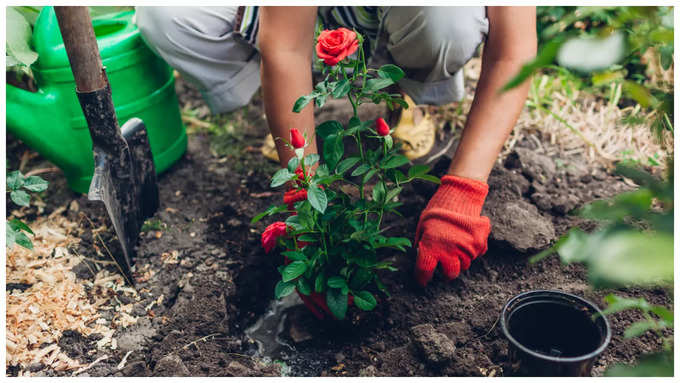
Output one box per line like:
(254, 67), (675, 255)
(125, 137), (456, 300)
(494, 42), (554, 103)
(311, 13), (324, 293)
(253, 29), (439, 320)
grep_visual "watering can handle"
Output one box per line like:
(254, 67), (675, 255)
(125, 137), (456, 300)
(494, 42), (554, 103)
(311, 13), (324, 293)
(54, 6), (106, 92)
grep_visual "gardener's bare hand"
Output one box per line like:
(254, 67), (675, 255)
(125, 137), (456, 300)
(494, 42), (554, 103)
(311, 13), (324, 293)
(414, 175), (491, 286)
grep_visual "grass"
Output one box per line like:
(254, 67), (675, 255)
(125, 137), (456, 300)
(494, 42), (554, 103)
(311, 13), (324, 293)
(429, 55), (672, 171)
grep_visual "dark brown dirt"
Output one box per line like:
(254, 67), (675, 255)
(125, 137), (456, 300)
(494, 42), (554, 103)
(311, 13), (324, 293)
(5, 78), (672, 377)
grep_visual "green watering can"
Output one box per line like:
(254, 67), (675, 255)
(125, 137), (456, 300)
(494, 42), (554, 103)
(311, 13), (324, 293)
(6, 6), (187, 194)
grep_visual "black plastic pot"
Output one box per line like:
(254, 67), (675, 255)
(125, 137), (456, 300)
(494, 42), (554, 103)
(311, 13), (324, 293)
(500, 290), (611, 376)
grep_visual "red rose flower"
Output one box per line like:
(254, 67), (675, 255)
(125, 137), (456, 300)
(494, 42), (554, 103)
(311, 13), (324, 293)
(316, 28), (359, 66)
(261, 222), (288, 253)
(290, 129), (306, 149)
(376, 117), (390, 136)
(284, 188), (308, 210)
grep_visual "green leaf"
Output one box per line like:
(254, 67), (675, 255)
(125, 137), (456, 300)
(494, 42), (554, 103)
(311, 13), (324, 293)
(322, 134), (344, 170)
(297, 234), (318, 242)
(271, 168), (294, 188)
(296, 278), (312, 295)
(251, 204), (288, 224)
(8, 218), (33, 235)
(7, 170), (24, 191)
(326, 288), (348, 320)
(502, 36), (565, 91)
(649, 305), (674, 323)
(307, 185), (327, 213)
(332, 79), (351, 98)
(316, 120), (343, 140)
(14, 231), (33, 250)
(315, 93), (328, 108)
(293, 95), (313, 113)
(287, 157), (299, 173)
(10, 190), (30, 207)
(601, 294), (649, 316)
(372, 181), (386, 203)
(365, 77), (394, 92)
(314, 273), (326, 293)
(362, 168), (378, 184)
(382, 155), (410, 169)
(22, 176), (48, 192)
(587, 231), (673, 288)
(624, 320), (660, 339)
(284, 214), (303, 230)
(622, 80), (658, 109)
(6, 7), (39, 68)
(282, 250), (307, 261)
(384, 187), (402, 202)
(378, 64), (405, 82)
(6, 223), (17, 248)
(408, 164), (430, 178)
(384, 135), (393, 150)
(353, 291), (377, 311)
(605, 352), (673, 377)
(336, 157), (361, 175)
(304, 154), (320, 167)
(275, 280), (297, 299)
(327, 276), (348, 289)
(414, 175), (441, 184)
(281, 261), (308, 282)
(351, 164), (371, 177)
(349, 268), (373, 290)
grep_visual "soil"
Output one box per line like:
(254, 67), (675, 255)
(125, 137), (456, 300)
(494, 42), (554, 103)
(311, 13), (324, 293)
(5, 77), (673, 377)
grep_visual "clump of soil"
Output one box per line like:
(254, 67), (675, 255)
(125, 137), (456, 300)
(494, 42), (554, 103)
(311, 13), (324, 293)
(6, 78), (672, 377)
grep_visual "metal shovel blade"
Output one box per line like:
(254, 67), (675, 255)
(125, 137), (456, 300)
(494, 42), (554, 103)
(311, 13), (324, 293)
(80, 85), (158, 285)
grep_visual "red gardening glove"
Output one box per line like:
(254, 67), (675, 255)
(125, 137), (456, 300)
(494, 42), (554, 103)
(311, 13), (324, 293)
(414, 175), (491, 286)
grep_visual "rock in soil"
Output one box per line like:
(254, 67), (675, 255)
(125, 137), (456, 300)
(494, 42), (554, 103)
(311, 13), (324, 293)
(410, 324), (457, 365)
(115, 318), (157, 352)
(153, 353), (191, 377)
(484, 200), (556, 253)
(504, 148), (556, 185)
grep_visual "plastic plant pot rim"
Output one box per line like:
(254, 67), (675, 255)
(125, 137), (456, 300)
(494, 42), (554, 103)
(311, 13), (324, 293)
(500, 289), (612, 364)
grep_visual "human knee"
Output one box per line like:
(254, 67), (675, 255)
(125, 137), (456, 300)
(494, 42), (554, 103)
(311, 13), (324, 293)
(386, 7), (488, 77)
(136, 7), (182, 56)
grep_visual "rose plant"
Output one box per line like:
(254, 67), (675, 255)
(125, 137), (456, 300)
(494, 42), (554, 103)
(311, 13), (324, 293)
(252, 29), (439, 320)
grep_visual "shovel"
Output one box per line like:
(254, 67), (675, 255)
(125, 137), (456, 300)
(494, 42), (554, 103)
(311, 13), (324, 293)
(54, 6), (159, 285)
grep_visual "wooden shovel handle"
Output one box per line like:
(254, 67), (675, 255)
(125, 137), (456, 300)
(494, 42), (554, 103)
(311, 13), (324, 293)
(54, 6), (105, 92)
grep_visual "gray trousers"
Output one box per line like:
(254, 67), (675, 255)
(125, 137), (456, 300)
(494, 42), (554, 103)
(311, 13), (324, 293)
(136, 6), (488, 114)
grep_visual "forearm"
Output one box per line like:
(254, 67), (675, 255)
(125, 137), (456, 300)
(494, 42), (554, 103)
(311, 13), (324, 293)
(448, 57), (531, 182)
(261, 55), (316, 166)
(259, 6), (318, 167)
(448, 6), (536, 182)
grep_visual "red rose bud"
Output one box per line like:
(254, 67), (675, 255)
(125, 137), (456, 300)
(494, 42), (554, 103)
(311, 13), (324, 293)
(261, 222), (288, 253)
(284, 188), (308, 210)
(290, 128), (306, 149)
(376, 118), (390, 136)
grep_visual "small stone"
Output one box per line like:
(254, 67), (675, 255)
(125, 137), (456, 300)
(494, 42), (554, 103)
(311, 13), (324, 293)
(370, 341), (386, 352)
(27, 363), (44, 372)
(359, 365), (379, 377)
(226, 361), (251, 376)
(335, 352), (346, 363)
(153, 353), (190, 376)
(227, 218), (242, 227)
(132, 304), (147, 318)
(410, 324), (456, 365)
(121, 360), (151, 376)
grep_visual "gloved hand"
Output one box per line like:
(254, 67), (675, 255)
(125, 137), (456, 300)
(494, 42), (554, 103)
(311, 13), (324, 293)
(414, 175), (491, 286)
